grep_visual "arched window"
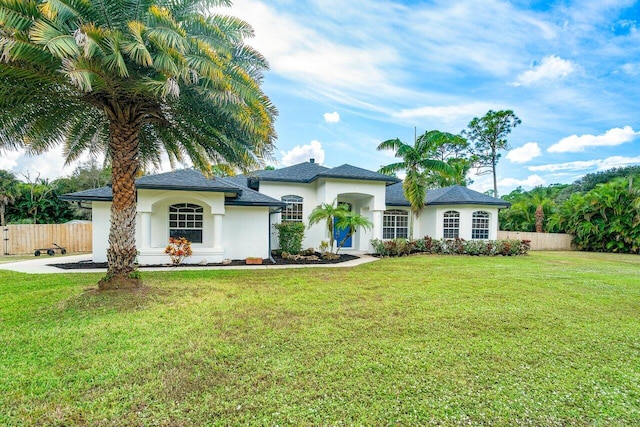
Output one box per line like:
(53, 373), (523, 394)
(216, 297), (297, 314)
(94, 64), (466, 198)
(383, 210), (409, 239)
(281, 195), (303, 222)
(169, 203), (203, 243)
(472, 211), (490, 239)
(443, 210), (460, 239)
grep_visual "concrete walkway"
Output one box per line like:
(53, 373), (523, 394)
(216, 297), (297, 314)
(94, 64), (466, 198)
(0, 253), (379, 274)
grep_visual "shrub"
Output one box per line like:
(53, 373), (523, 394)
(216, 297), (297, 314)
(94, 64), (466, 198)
(371, 237), (531, 257)
(275, 221), (305, 255)
(164, 237), (193, 265)
(370, 238), (415, 257)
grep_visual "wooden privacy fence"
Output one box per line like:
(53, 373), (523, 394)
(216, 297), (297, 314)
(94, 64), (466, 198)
(2, 223), (92, 256)
(498, 230), (575, 251)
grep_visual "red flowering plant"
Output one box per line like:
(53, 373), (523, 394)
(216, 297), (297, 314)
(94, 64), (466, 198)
(164, 237), (193, 265)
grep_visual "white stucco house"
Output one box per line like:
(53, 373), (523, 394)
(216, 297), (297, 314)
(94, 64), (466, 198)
(61, 159), (510, 264)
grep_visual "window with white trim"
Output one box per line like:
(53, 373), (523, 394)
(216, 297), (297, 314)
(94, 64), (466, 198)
(472, 211), (490, 239)
(443, 210), (460, 239)
(383, 210), (409, 239)
(169, 203), (203, 243)
(281, 195), (303, 222)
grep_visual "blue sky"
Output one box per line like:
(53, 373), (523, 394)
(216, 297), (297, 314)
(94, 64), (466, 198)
(3, 0), (640, 195)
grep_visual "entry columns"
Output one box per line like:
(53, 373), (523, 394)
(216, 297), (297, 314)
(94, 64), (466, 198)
(213, 214), (223, 251)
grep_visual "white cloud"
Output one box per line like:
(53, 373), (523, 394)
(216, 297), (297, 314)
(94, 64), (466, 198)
(280, 140), (325, 166)
(507, 142), (542, 163)
(547, 126), (639, 153)
(513, 55), (575, 87)
(498, 174), (546, 188)
(323, 111), (340, 123)
(621, 63), (640, 76)
(529, 155), (640, 172)
(0, 149), (21, 171)
(1, 147), (89, 181)
(392, 102), (495, 123)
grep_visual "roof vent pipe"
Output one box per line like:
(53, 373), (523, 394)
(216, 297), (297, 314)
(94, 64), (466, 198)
(310, 158), (315, 163)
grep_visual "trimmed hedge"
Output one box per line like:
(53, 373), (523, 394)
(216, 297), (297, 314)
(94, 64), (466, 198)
(371, 237), (531, 257)
(275, 221), (306, 255)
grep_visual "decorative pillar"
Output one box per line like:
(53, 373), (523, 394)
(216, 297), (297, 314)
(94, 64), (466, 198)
(140, 211), (151, 249)
(373, 210), (383, 240)
(213, 214), (223, 251)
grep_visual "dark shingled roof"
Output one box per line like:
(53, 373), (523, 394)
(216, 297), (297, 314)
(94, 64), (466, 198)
(136, 169), (241, 193)
(253, 162), (330, 183)
(58, 186), (113, 202)
(59, 169), (285, 207)
(250, 161), (399, 184)
(385, 183), (511, 208)
(316, 164), (399, 183)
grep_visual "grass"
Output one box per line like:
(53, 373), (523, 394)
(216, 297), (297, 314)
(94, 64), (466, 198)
(1, 251), (638, 425)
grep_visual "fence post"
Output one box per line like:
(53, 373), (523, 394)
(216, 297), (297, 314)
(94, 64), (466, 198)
(2, 227), (8, 256)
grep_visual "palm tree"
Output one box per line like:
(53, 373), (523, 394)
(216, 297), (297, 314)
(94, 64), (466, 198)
(0, 0), (276, 288)
(377, 130), (454, 220)
(308, 200), (350, 253)
(334, 212), (372, 253)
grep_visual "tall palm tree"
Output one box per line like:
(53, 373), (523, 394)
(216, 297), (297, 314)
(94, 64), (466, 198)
(0, 0), (276, 288)
(377, 131), (454, 218)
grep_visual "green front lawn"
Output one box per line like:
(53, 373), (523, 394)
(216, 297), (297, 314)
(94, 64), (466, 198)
(1, 252), (638, 425)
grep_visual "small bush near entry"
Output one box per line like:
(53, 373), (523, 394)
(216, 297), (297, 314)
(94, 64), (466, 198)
(275, 221), (306, 255)
(371, 238), (531, 257)
(164, 237), (193, 265)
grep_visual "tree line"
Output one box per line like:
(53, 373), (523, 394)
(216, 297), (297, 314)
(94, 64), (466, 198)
(499, 166), (640, 253)
(0, 163), (111, 226)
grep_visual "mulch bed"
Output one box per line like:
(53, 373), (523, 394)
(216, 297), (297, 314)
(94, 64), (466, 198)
(49, 252), (358, 270)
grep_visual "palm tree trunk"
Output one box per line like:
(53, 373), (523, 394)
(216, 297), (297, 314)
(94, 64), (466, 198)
(535, 204), (544, 233)
(100, 116), (142, 290)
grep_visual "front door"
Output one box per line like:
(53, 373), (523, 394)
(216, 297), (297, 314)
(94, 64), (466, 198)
(334, 203), (352, 248)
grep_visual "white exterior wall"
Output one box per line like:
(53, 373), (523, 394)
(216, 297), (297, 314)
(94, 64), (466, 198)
(388, 205), (501, 241)
(136, 189), (226, 264)
(91, 201), (111, 262)
(431, 205), (500, 240)
(418, 207), (438, 238)
(259, 181), (323, 250)
(222, 206), (271, 260)
(90, 190), (272, 264)
(260, 179), (387, 252)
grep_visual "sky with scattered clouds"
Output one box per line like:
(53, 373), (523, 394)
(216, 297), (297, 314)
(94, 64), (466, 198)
(4, 0), (640, 195)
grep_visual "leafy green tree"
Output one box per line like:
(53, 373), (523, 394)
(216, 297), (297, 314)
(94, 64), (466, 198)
(0, 170), (19, 226)
(377, 131), (454, 222)
(464, 110), (521, 197)
(500, 185), (567, 232)
(548, 178), (640, 253)
(0, 0), (276, 288)
(308, 200), (350, 253)
(417, 131), (474, 188)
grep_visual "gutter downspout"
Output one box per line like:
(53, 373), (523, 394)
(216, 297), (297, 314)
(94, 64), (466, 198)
(269, 208), (282, 264)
